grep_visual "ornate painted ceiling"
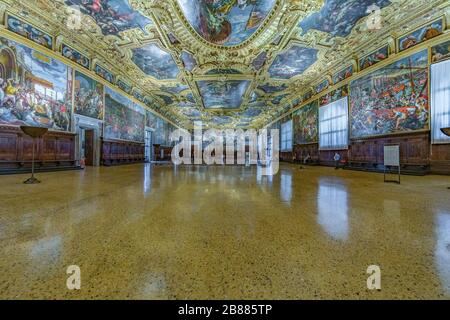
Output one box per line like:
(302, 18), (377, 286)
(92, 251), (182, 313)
(1, 0), (449, 129)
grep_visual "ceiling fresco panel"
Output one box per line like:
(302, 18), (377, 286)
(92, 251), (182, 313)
(132, 43), (180, 80)
(268, 45), (318, 79)
(197, 80), (251, 109)
(177, 0), (277, 46)
(64, 0), (152, 36)
(299, 0), (391, 38)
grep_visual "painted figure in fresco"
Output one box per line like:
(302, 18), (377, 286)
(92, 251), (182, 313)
(179, 0), (275, 45)
(431, 41), (450, 63)
(399, 22), (443, 51)
(299, 0), (391, 37)
(64, 0), (151, 36)
(360, 48), (388, 70)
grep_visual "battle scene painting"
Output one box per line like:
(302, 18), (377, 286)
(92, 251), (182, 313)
(197, 80), (251, 109)
(104, 87), (145, 142)
(299, 0), (391, 38)
(269, 45), (318, 79)
(177, 0), (276, 46)
(359, 46), (389, 71)
(399, 19), (443, 52)
(64, 0), (152, 36)
(74, 71), (104, 120)
(0, 37), (72, 131)
(431, 40), (450, 63)
(293, 100), (318, 145)
(132, 43), (180, 80)
(350, 50), (429, 138)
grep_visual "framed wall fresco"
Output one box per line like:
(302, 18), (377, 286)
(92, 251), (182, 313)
(6, 15), (53, 50)
(64, 0), (152, 36)
(74, 71), (104, 120)
(0, 36), (72, 131)
(315, 79), (330, 94)
(132, 43), (179, 80)
(303, 90), (313, 102)
(299, 0), (391, 38)
(61, 44), (90, 69)
(349, 49), (429, 138)
(319, 85), (349, 106)
(104, 87), (145, 142)
(293, 100), (318, 145)
(132, 89), (144, 102)
(95, 64), (114, 84)
(197, 80), (251, 109)
(359, 45), (389, 71)
(398, 19), (444, 52)
(333, 65), (354, 84)
(269, 45), (318, 79)
(257, 83), (287, 94)
(431, 40), (450, 63)
(117, 79), (132, 94)
(176, 0), (277, 46)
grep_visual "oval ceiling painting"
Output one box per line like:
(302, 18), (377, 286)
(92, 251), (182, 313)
(177, 0), (277, 46)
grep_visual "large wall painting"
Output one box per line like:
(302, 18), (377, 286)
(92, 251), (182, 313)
(132, 43), (179, 80)
(359, 45), (389, 71)
(146, 110), (158, 129)
(431, 40), (450, 63)
(104, 87), (145, 142)
(61, 44), (90, 69)
(64, 0), (152, 36)
(7, 15), (53, 50)
(269, 45), (318, 79)
(177, 0), (276, 46)
(299, 0), (391, 38)
(350, 49), (429, 138)
(74, 71), (104, 120)
(197, 80), (251, 109)
(0, 37), (72, 131)
(398, 19), (443, 52)
(293, 100), (318, 145)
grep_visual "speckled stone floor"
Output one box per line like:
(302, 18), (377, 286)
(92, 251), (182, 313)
(0, 163), (449, 299)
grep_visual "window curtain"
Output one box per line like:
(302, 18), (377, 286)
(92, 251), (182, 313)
(431, 59), (450, 144)
(319, 97), (349, 150)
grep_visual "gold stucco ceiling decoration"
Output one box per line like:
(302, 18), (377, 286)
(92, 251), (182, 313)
(1, 0), (449, 129)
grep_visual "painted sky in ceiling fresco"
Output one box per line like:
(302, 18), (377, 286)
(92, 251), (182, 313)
(197, 80), (251, 109)
(269, 46), (318, 79)
(65, 0), (151, 36)
(177, 0), (276, 46)
(299, 0), (391, 37)
(132, 43), (180, 80)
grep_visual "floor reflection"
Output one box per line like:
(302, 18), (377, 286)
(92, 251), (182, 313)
(434, 212), (450, 295)
(317, 181), (349, 241)
(280, 170), (292, 204)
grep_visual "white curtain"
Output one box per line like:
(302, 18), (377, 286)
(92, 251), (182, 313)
(281, 120), (293, 151)
(319, 97), (349, 150)
(431, 60), (450, 144)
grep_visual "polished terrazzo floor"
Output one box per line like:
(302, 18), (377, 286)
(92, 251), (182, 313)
(0, 163), (449, 299)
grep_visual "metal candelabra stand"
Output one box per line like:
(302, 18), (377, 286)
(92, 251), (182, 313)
(20, 126), (48, 184)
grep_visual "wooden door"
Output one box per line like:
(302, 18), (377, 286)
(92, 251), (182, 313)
(84, 130), (94, 166)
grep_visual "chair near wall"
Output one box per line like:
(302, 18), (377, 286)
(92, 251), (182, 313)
(20, 126), (48, 184)
(441, 127), (450, 189)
